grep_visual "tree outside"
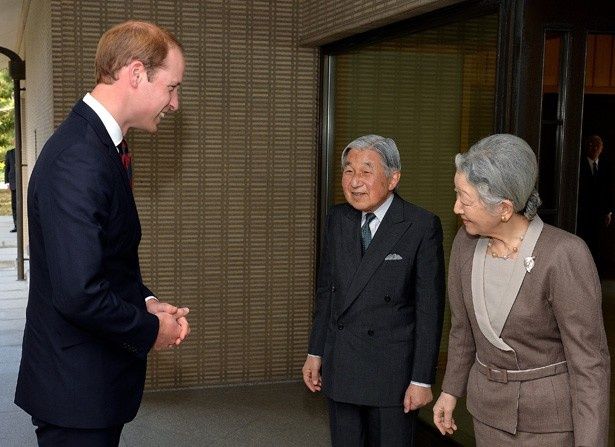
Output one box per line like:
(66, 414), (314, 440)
(0, 68), (15, 215)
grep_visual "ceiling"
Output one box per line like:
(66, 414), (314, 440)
(0, 0), (24, 70)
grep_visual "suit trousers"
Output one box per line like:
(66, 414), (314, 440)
(327, 399), (416, 447)
(10, 188), (16, 227)
(33, 417), (124, 447)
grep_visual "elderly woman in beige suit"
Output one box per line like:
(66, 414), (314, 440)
(433, 134), (610, 446)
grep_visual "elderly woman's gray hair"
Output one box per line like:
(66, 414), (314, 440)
(455, 134), (542, 219)
(341, 134), (401, 177)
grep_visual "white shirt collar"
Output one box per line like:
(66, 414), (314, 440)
(362, 193), (394, 226)
(83, 93), (123, 147)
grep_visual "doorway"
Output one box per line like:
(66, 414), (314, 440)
(320, 7), (499, 445)
(578, 34), (615, 279)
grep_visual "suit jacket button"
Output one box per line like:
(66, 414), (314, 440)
(337, 324), (344, 330)
(384, 296), (391, 302)
(331, 286), (336, 292)
(367, 329), (374, 336)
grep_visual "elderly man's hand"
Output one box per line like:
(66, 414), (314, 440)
(403, 384), (432, 412)
(302, 355), (322, 392)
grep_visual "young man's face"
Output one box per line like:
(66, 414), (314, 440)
(135, 46), (185, 133)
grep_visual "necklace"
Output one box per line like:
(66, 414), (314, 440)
(487, 235), (524, 260)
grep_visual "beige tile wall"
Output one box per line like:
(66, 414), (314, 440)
(43, 0), (319, 389)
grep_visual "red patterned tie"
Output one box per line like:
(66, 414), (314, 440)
(118, 139), (133, 189)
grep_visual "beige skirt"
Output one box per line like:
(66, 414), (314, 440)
(473, 418), (574, 447)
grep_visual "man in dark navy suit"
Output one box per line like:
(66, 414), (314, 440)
(15, 21), (190, 447)
(303, 135), (445, 446)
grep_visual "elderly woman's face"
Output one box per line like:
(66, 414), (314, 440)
(453, 172), (501, 236)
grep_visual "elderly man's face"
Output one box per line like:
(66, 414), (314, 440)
(586, 137), (604, 160)
(341, 148), (400, 213)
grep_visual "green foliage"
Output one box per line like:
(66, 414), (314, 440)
(0, 69), (15, 154)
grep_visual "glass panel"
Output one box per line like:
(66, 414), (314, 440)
(538, 32), (564, 226)
(579, 34), (615, 280)
(328, 13), (498, 445)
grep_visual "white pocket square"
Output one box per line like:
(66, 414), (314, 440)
(385, 253), (403, 261)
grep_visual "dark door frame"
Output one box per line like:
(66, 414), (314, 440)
(0, 47), (26, 280)
(507, 0), (615, 232)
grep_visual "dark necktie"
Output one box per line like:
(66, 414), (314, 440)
(361, 213), (376, 255)
(118, 139), (133, 188)
(593, 160), (599, 176)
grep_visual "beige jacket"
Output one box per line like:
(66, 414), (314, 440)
(442, 217), (610, 446)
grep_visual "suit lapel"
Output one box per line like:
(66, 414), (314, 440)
(340, 195), (412, 315)
(471, 237), (514, 351)
(72, 100), (134, 197)
(340, 206), (362, 287)
(489, 216), (544, 335)
(471, 216), (544, 351)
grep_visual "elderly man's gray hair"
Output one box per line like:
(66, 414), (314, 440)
(455, 134), (542, 219)
(341, 134), (401, 177)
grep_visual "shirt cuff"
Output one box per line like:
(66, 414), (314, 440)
(144, 295), (158, 302)
(307, 354), (321, 359)
(410, 381), (431, 388)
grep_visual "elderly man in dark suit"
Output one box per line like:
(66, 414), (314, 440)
(303, 135), (445, 446)
(15, 21), (190, 447)
(577, 134), (613, 271)
(4, 146), (16, 232)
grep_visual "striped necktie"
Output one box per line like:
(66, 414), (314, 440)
(361, 213), (376, 255)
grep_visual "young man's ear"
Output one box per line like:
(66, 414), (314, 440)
(128, 60), (146, 87)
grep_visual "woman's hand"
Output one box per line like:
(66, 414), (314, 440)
(433, 392), (458, 435)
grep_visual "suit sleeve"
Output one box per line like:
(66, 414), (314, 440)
(37, 144), (158, 358)
(308, 211), (333, 356)
(549, 238), (610, 447)
(441, 229), (476, 397)
(410, 214), (445, 384)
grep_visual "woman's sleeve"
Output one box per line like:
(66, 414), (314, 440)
(549, 237), (610, 447)
(441, 229), (476, 398)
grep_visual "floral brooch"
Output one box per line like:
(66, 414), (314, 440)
(524, 256), (536, 273)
